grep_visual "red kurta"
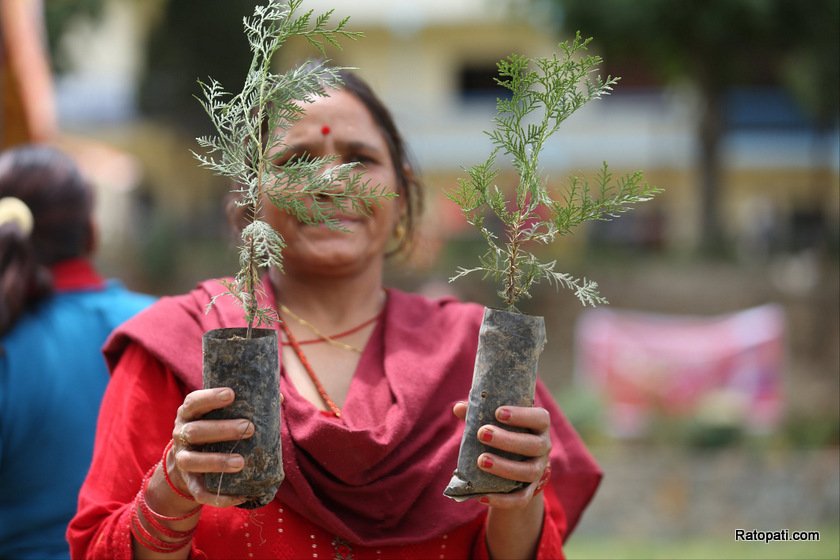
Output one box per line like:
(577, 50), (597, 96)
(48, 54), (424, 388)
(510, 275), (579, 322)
(68, 280), (600, 559)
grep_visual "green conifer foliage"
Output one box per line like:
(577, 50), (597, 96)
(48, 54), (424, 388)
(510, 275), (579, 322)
(448, 33), (661, 311)
(192, 1), (390, 335)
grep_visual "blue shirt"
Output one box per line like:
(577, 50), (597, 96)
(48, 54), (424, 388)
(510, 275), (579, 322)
(0, 281), (155, 559)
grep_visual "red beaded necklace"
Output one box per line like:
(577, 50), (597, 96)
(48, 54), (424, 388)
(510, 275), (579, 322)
(279, 303), (382, 351)
(272, 280), (385, 418)
(279, 320), (344, 418)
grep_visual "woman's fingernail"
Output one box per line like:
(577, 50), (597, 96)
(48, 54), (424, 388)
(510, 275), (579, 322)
(479, 497), (490, 505)
(480, 456), (494, 469)
(479, 428), (493, 443)
(497, 408), (511, 421)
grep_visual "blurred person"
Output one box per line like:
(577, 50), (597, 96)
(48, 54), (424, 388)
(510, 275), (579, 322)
(0, 145), (155, 559)
(68, 70), (601, 559)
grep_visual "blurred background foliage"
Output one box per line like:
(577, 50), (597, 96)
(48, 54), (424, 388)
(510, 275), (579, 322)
(534, 0), (839, 254)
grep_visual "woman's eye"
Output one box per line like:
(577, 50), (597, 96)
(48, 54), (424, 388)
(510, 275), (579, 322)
(347, 154), (373, 165)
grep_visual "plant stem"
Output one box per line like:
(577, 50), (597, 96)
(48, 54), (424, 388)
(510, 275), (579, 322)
(504, 210), (525, 310)
(245, 30), (273, 339)
(245, 212), (257, 339)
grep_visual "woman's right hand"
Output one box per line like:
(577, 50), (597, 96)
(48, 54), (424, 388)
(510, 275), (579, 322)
(167, 387), (254, 508)
(132, 388), (251, 558)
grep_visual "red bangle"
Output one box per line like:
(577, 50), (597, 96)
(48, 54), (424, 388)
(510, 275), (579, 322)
(137, 497), (195, 539)
(162, 439), (196, 502)
(130, 465), (199, 553)
(130, 506), (193, 553)
(137, 480), (200, 539)
(137, 463), (201, 521)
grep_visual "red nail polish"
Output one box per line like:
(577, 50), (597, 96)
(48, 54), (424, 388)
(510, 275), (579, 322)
(479, 497), (489, 505)
(479, 429), (493, 443)
(481, 457), (494, 469)
(497, 408), (511, 421)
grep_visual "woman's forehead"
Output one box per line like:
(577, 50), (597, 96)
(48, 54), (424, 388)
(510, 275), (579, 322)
(298, 90), (370, 125)
(286, 90), (385, 145)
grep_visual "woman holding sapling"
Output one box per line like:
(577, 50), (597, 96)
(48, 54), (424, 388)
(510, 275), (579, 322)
(69, 4), (602, 559)
(68, 68), (599, 560)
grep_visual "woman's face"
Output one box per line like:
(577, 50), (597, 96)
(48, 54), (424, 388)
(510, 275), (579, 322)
(264, 88), (403, 278)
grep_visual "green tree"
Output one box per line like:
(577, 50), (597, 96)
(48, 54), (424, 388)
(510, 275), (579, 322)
(530, 0), (838, 253)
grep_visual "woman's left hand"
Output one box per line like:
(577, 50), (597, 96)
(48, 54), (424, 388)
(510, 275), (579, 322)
(452, 401), (552, 509)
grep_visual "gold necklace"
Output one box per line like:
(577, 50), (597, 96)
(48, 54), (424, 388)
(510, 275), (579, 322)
(278, 303), (382, 354)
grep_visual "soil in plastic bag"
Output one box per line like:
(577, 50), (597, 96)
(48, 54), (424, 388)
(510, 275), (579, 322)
(443, 308), (546, 501)
(201, 327), (284, 509)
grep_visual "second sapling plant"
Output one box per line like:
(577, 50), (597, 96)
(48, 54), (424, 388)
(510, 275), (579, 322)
(444, 34), (660, 500)
(448, 33), (660, 311)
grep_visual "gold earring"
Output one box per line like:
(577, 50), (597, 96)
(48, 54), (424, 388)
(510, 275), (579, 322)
(393, 223), (406, 241)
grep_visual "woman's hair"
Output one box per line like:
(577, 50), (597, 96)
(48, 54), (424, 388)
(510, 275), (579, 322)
(0, 145), (94, 336)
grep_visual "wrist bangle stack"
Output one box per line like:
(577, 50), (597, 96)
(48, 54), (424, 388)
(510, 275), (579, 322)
(131, 506), (195, 553)
(163, 439), (196, 501)
(130, 463), (201, 553)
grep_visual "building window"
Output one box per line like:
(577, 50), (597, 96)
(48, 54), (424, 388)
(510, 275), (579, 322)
(457, 63), (511, 103)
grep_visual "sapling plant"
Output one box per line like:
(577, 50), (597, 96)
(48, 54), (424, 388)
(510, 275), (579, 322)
(193, 0), (387, 338)
(190, 0), (386, 508)
(448, 33), (659, 311)
(444, 33), (660, 500)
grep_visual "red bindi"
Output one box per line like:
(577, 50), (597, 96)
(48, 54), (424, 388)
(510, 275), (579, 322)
(320, 125), (331, 136)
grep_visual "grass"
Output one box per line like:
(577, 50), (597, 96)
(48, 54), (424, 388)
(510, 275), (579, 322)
(564, 526), (840, 560)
